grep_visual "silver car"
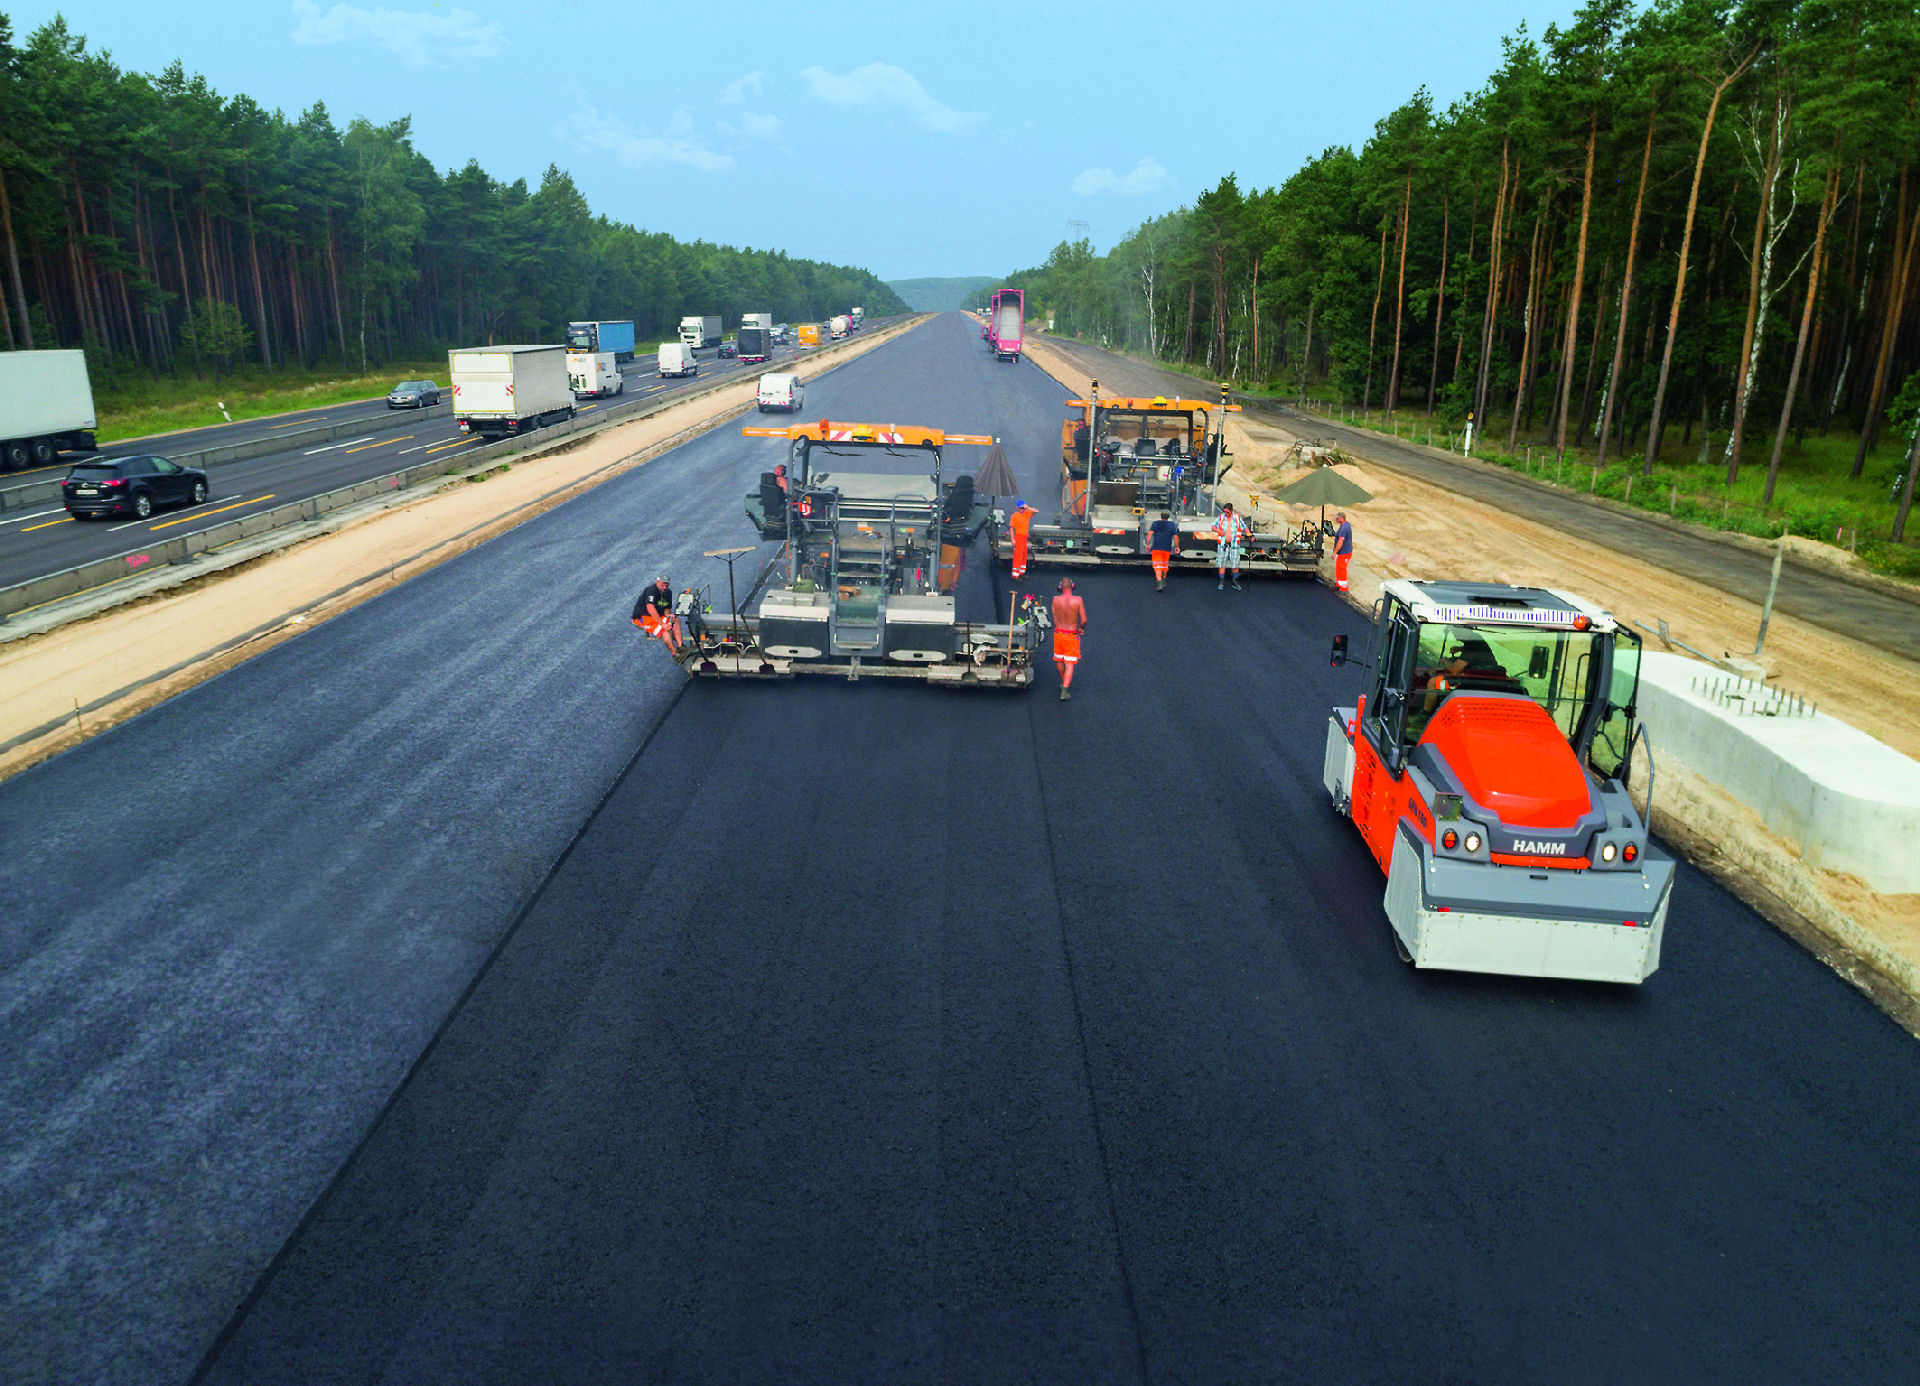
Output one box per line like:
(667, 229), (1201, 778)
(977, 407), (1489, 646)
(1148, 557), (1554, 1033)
(386, 380), (441, 409)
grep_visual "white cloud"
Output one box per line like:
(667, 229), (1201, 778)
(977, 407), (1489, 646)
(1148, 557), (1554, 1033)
(799, 63), (983, 133)
(289, 0), (504, 69)
(736, 111), (784, 139)
(1072, 156), (1173, 197)
(721, 70), (765, 104)
(555, 99), (734, 173)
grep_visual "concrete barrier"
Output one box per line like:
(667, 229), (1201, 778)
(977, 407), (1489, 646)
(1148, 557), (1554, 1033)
(1635, 651), (1920, 894)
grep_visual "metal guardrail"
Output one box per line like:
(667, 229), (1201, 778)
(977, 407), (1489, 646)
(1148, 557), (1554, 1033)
(0, 325), (917, 624)
(0, 401), (450, 513)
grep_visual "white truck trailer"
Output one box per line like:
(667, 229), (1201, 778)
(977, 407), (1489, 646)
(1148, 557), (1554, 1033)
(1, 348), (98, 470)
(679, 315), (723, 349)
(741, 312), (774, 334)
(567, 351), (626, 398)
(449, 345), (575, 439)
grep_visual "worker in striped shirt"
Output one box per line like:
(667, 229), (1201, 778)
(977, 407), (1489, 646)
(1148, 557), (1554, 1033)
(1211, 502), (1250, 591)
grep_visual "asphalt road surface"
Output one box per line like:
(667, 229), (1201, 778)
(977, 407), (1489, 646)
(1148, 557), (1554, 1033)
(3, 315), (1915, 1386)
(0, 328), (881, 592)
(1038, 336), (1920, 665)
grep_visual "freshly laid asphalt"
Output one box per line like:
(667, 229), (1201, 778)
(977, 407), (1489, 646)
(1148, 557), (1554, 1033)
(2, 316), (1916, 1385)
(1038, 336), (1920, 665)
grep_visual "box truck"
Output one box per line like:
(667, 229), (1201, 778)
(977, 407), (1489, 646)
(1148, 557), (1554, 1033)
(449, 345), (575, 438)
(567, 351), (626, 398)
(738, 326), (771, 364)
(797, 323), (821, 347)
(658, 342), (700, 377)
(741, 312), (774, 334)
(0, 348), (97, 470)
(991, 289), (1024, 362)
(565, 320), (636, 364)
(830, 315), (850, 341)
(679, 315), (723, 349)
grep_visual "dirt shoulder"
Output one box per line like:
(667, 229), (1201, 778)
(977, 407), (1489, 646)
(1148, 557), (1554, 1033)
(1023, 333), (1920, 1034)
(0, 321), (921, 782)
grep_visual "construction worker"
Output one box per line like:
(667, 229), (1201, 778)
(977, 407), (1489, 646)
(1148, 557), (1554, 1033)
(773, 463), (790, 492)
(1331, 509), (1354, 592)
(632, 573), (684, 656)
(1211, 502), (1250, 590)
(1146, 510), (1180, 591)
(1009, 498), (1036, 579)
(1050, 577), (1086, 700)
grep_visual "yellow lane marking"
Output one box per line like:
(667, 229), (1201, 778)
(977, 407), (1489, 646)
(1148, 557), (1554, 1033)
(346, 436), (408, 453)
(146, 494), (276, 531)
(579, 404), (599, 412)
(424, 438), (479, 455)
(270, 420), (307, 428)
(22, 516), (73, 532)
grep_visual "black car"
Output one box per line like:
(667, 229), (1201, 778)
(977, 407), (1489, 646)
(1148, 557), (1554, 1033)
(386, 379), (441, 408)
(717, 341), (739, 359)
(62, 455), (210, 520)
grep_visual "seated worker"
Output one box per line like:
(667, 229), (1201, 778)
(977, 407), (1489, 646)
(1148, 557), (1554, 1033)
(632, 573), (684, 655)
(773, 463), (790, 492)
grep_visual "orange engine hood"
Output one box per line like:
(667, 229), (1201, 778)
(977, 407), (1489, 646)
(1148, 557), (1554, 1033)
(1418, 695), (1594, 830)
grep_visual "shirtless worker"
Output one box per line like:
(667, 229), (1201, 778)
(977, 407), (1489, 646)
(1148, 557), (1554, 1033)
(1009, 498), (1036, 580)
(1146, 510), (1180, 591)
(1051, 577), (1087, 701)
(632, 572), (684, 656)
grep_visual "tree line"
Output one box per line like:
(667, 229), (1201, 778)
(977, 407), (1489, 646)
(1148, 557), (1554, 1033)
(0, 14), (905, 383)
(974, 0), (1920, 538)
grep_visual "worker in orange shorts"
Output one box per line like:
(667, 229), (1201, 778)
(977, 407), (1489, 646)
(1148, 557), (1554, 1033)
(1145, 510), (1180, 591)
(1009, 499), (1035, 579)
(1050, 577), (1086, 700)
(632, 572), (684, 656)
(1331, 509), (1354, 592)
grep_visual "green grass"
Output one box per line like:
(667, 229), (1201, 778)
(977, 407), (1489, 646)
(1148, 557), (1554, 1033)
(95, 359), (449, 443)
(1292, 399), (1920, 582)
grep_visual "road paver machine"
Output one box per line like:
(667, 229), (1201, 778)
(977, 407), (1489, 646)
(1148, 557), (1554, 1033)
(1323, 580), (1673, 983)
(678, 421), (1035, 687)
(994, 382), (1321, 576)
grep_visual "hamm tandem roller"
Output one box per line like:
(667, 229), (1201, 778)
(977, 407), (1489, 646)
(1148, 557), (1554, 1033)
(994, 381), (1322, 577)
(1324, 580), (1674, 984)
(679, 420), (1037, 687)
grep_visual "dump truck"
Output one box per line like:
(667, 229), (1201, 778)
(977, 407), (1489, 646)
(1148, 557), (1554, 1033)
(0, 348), (97, 470)
(679, 315), (723, 348)
(449, 345), (575, 439)
(1322, 580), (1673, 984)
(989, 288), (1023, 361)
(994, 381), (1321, 577)
(674, 420), (1032, 686)
(565, 320), (636, 363)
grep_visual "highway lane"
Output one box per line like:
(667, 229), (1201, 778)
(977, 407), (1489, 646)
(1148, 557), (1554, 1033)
(188, 317), (1919, 1383)
(0, 333), (855, 592)
(0, 312), (939, 1386)
(8, 315), (1915, 1384)
(1038, 335), (1920, 665)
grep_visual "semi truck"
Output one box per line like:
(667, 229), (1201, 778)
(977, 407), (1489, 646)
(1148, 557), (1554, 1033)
(0, 348), (97, 470)
(990, 289), (1024, 361)
(741, 312), (774, 334)
(850, 307), (865, 328)
(738, 326), (771, 364)
(565, 320), (636, 364)
(830, 315), (850, 340)
(449, 345), (575, 439)
(567, 351), (626, 398)
(679, 315), (723, 349)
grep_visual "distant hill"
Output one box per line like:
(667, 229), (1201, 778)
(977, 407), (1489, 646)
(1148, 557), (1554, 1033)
(885, 276), (1001, 313)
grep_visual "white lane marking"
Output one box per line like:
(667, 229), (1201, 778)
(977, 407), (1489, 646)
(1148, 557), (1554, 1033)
(396, 440), (443, 455)
(0, 506), (69, 526)
(304, 435), (375, 456)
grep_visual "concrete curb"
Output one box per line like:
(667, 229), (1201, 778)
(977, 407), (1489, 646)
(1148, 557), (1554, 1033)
(0, 318), (927, 636)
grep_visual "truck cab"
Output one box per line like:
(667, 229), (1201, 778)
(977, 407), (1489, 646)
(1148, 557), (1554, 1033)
(1324, 580), (1672, 983)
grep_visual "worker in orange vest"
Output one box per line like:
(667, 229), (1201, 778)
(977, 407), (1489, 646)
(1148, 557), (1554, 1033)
(1009, 499), (1036, 579)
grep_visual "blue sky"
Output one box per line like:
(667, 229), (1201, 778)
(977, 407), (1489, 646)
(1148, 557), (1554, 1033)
(14, 0), (1583, 280)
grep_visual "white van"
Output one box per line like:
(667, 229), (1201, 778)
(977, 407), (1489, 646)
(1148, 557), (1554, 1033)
(567, 350), (625, 397)
(756, 372), (804, 413)
(658, 342), (699, 378)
